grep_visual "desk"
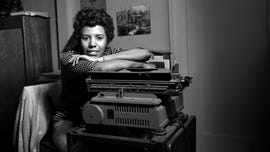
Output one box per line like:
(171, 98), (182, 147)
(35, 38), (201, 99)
(67, 115), (196, 152)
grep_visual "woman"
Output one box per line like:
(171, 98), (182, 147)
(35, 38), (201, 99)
(52, 7), (154, 152)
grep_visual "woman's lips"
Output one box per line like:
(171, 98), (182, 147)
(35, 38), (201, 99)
(87, 51), (98, 56)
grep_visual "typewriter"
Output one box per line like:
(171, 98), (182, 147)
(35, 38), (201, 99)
(81, 68), (192, 132)
(67, 68), (194, 152)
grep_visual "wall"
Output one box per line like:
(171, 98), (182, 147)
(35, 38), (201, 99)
(106, 0), (170, 51)
(182, 0), (270, 152)
(81, 0), (106, 10)
(168, 0), (189, 75)
(56, 0), (81, 57)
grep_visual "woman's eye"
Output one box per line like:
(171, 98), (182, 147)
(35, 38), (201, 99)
(82, 37), (88, 41)
(96, 36), (104, 40)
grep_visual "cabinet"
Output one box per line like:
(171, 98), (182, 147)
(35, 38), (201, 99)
(0, 16), (52, 151)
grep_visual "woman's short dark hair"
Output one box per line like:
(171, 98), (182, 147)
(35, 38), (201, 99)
(74, 7), (114, 43)
(62, 7), (114, 53)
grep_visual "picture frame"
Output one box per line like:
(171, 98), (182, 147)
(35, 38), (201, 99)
(116, 5), (151, 37)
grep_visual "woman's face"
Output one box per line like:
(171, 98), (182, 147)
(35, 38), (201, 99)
(81, 25), (107, 57)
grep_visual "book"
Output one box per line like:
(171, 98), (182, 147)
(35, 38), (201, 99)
(10, 11), (49, 18)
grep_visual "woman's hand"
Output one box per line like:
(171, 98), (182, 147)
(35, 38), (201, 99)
(69, 55), (104, 66)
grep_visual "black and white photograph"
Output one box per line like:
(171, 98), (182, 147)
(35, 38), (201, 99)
(0, 0), (269, 152)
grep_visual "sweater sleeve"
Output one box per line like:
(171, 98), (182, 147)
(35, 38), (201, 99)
(102, 47), (124, 56)
(60, 50), (100, 75)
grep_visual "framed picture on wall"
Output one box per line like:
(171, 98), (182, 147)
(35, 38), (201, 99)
(116, 5), (151, 37)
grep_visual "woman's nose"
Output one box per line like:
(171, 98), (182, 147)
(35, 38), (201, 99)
(88, 39), (96, 48)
